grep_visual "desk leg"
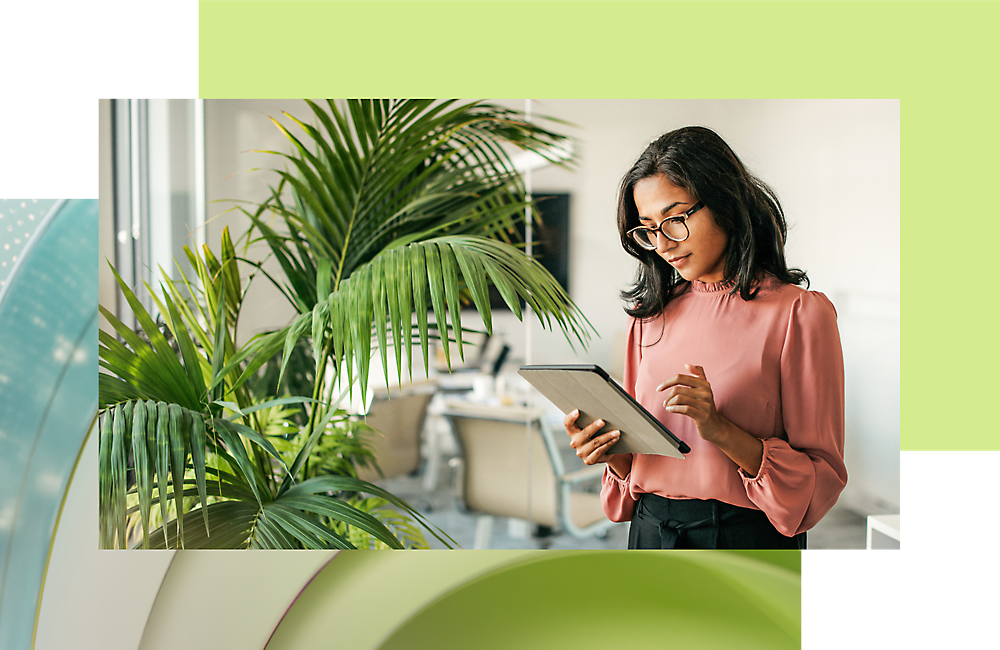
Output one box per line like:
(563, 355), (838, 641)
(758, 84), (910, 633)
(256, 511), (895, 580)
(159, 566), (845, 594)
(474, 515), (494, 550)
(423, 414), (443, 492)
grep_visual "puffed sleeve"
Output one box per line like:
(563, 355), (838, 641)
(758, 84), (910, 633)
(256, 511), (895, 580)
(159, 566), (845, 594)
(740, 291), (848, 536)
(601, 316), (639, 522)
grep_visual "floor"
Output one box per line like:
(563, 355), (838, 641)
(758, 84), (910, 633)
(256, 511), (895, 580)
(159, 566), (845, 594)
(374, 463), (869, 550)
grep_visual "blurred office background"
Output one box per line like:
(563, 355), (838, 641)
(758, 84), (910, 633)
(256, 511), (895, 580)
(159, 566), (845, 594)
(96, 99), (899, 552)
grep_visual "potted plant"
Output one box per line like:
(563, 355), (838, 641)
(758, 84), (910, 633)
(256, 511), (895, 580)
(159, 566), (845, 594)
(98, 99), (593, 549)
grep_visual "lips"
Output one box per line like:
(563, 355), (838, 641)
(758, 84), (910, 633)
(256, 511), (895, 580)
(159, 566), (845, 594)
(667, 255), (689, 265)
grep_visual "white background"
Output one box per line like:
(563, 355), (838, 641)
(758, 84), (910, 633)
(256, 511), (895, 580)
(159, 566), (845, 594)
(1, 1), (994, 649)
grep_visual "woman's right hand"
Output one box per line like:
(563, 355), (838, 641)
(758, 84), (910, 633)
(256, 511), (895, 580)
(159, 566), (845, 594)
(563, 409), (632, 478)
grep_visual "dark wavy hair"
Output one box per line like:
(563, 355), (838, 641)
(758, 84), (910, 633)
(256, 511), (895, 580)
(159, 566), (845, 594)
(618, 126), (808, 320)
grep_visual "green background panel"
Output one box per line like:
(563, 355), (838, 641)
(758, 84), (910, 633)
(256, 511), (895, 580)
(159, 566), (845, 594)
(379, 553), (799, 649)
(199, 1), (999, 450)
(264, 551), (800, 650)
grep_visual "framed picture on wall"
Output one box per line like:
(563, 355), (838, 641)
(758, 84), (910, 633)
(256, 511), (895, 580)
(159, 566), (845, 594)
(489, 192), (570, 309)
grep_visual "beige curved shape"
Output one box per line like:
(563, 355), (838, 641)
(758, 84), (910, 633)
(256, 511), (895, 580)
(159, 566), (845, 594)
(266, 551), (537, 650)
(35, 428), (176, 650)
(138, 550), (336, 650)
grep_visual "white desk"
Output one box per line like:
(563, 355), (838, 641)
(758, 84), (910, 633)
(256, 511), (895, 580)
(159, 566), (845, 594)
(866, 514), (901, 549)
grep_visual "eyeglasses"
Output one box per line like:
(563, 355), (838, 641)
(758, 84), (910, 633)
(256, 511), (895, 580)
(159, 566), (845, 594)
(626, 201), (705, 249)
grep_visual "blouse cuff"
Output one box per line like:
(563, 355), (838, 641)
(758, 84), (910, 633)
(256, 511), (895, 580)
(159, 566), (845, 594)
(738, 437), (776, 484)
(604, 464), (631, 484)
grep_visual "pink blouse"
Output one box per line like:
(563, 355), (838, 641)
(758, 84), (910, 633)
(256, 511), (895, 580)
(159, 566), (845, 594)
(601, 276), (848, 536)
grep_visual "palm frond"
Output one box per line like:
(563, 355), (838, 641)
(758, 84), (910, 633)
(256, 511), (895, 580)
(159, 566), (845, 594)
(251, 99), (576, 310)
(240, 100), (592, 402)
(335, 496), (430, 549)
(98, 401), (210, 549)
(99, 270), (202, 411)
(273, 235), (594, 402)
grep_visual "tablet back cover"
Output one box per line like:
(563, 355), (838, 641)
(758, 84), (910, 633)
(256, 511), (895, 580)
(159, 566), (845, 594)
(518, 365), (686, 459)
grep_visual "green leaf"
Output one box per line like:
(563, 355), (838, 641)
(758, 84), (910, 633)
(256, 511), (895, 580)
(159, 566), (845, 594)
(162, 291), (208, 405)
(211, 418), (289, 478)
(220, 226), (243, 312)
(111, 403), (130, 549)
(99, 374), (144, 410)
(371, 254), (390, 386)
(131, 400), (153, 549)
(341, 496), (429, 549)
(438, 243), (465, 360)
(219, 396), (322, 421)
(98, 407), (114, 548)
(106, 263), (198, 408)
(452, 245), (492, 335)
(280, 384), (355, 493)
(155, 402), (171, 548)
(424, 242), (452, 370)
(286, 475), (457, 549)
(410, 244), (430, 373)
(160, 268), (214, 352)
(140, 501), (259, 550)
(209, 328), (285, 396)
(99, 309), (194, 409)
(189, 413), (209, 537)
(208, 268), (230, 402)
(311, 300), (329, 380)
(264, 503), (355, 550)
(278, 312), (312, 390)
(396, 247), (414, 380)
(278, 494), (403, 549)
(252, 511), (300, 549)
(241, 215), (318, 311)
(212, 420), (266, 509)
(214, 400), (244, 417)
(383, 248), (404, 383)
(167, 404), (189, 548)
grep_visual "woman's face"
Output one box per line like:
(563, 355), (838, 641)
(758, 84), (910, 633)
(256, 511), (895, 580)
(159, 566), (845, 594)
(633, 174), (728, 284)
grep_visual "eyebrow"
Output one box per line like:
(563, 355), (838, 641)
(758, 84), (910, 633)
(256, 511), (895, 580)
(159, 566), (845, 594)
(638, 201), (688, 222)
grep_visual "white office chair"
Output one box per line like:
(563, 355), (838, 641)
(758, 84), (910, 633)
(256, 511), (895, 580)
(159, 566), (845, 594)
(356, 380), (438, 482)
(442, 402), (616, 548)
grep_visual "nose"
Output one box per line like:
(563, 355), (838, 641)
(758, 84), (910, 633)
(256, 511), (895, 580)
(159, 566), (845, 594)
(655, 230), (676, 253)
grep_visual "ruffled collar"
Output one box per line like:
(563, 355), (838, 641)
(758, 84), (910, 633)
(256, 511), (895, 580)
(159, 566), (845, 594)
(690, 279), (735, 293)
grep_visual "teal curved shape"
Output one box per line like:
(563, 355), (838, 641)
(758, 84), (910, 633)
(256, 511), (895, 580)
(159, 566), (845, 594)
(0, 200), (98, 649)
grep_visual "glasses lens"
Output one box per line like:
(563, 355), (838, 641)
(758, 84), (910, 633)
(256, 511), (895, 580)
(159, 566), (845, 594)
(662, 218), (689, 242)
(631, 229), (657, 249)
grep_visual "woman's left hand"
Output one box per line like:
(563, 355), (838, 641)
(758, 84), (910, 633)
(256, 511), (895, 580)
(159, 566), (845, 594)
(657, 364), (764, 476)
(656, 364), (726, 444)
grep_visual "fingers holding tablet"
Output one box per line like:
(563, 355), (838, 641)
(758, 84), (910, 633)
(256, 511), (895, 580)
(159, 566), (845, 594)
(564, 409), (620, 464)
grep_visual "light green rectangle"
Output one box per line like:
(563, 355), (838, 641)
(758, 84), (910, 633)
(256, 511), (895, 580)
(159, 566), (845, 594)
(200, 1), (1000, 450)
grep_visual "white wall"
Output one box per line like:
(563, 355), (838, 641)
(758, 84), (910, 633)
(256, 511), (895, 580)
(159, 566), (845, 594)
(200, 99), (899, 514)
(204, 100), (314, 345)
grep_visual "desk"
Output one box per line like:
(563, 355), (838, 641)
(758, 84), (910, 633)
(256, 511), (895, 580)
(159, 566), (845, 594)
(866, 514), (900, 549)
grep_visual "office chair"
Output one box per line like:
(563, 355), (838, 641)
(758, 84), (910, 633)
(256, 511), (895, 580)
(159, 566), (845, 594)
(441, 402), (617, 549)
(356, 380), (438, 483)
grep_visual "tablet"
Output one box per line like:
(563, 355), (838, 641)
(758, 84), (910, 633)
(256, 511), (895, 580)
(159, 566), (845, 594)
(518, 364), (689, 458)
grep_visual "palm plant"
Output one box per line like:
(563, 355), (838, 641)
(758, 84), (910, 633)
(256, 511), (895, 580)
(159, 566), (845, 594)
(100, 234), (446, 549)
(98, 99), (593, 550)
(236, 100), (591, 395)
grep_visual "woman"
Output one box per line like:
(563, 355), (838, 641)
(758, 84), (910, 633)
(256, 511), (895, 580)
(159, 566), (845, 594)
(565, 126), (847, 549)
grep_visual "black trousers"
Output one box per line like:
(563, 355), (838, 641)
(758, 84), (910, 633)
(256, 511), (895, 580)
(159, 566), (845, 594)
(628, 493), (807, 550)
